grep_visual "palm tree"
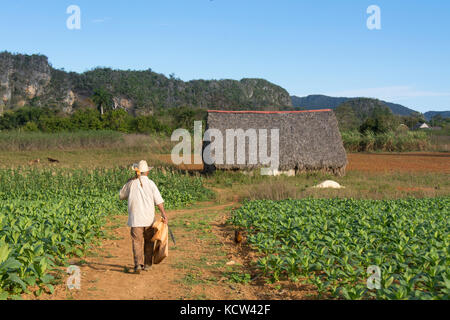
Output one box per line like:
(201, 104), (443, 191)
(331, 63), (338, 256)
(92, 88), (111, 115)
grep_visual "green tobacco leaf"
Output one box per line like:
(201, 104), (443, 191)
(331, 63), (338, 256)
(7, 273), (27, 290)
(45, 283), (55, 294)
(0, 243), (11, 264)
(0, 291), (10, 300)
(40, 274), (54, 284)
(0, 258), (21, 271)
(385, 276), (394, 288)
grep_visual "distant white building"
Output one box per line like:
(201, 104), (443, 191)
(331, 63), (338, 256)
(413, 122), (430, 130)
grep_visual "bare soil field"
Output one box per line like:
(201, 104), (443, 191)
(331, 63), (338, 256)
(346, 152), (450, 173)
(155, 153), (450, 174)
(154, 154), (204, 171)
(4, 150), (448, 174)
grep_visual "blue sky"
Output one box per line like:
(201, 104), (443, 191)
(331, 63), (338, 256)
(1, 0), (449, 112)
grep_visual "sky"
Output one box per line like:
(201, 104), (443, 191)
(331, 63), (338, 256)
(0, 0), (449, 112)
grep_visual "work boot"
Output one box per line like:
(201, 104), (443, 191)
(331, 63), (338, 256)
(133, 265), (141, 274)
(142, 264), (151, 271)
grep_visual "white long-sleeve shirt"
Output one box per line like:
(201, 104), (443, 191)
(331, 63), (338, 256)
(119, 175), (164, 227)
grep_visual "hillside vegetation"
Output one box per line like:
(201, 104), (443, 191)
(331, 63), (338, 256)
(0, 52), (292, 114)
(424, 111), (450, 121)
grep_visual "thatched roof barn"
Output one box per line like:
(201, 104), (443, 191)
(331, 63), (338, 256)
(203, 109), (348, 176)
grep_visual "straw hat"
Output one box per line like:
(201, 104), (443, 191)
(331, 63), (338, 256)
(137, 160), (152, 173)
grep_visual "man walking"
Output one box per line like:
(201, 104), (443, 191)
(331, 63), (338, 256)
(120, 160), (168, 274)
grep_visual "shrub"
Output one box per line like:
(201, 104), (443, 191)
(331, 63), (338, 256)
(131, 115), (171, 135)
(22, 121), (39, 132)
(38, 116), (74, 132)
(70, 108), (103, 130)
(341, 131), (361, 152)
(340, 130), (432, 152)
(101, 109), (132, 132)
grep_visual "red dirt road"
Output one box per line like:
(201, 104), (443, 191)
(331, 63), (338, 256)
(346, 153), (450, 173)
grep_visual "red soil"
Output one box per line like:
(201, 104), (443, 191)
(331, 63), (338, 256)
(346, 152), (450, 173)
(156, 152), (450, 174)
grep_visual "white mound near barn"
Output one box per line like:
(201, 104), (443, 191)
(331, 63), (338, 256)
(313, 180), (345, 189)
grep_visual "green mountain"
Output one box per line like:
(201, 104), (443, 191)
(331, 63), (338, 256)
(0, 52), (292, 115)
(291, 95), (348, 110)
(424, 111), (450, 121)
(291, 94), (417, 116)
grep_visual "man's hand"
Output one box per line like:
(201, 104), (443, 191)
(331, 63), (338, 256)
(157, 203), (168, 224)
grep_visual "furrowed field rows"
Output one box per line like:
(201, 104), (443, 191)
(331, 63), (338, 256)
(230, 198), (450, 300)
(0, 168), (214, 299)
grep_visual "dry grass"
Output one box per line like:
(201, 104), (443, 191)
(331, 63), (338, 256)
(0, 131), (175, 152)
(0, 131), (178, 168)
(243, 181), (302, 201)
(206, 171), (449, 201)
(0, 148), (175, 169)
(429, 134), (450, 152)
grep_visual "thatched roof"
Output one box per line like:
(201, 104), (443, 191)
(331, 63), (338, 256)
(203, 109), (348, 175)
(413, 122), (430, 130)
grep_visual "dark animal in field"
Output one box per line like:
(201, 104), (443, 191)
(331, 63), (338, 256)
(28, 159), (40, 165)
(234, 230), (243, 244)
(47, 157), (60, 163)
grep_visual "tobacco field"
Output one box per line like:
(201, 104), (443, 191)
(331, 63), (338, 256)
(230, 198), (450, 299)
(0, 168), (213, 299)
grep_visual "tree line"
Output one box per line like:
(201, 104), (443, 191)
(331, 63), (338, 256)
(0, 106), (207, 135)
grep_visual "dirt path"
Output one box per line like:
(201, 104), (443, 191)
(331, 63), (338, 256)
(43, 201), (232, 300)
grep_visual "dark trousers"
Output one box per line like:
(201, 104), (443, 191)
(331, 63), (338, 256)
(130, 226), (155, 267)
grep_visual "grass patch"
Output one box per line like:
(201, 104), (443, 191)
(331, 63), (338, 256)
(193, 293), (208, 300)
(178, 273), (206, 286)
(223, 271), (252, 284)
(0, 130), (175, 153)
